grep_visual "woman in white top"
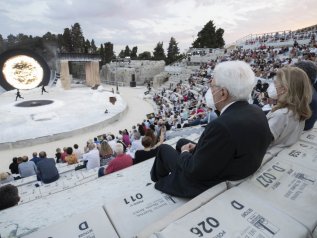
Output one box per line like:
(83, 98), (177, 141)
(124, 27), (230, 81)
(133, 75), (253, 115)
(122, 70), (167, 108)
(266, 67), (312, 157)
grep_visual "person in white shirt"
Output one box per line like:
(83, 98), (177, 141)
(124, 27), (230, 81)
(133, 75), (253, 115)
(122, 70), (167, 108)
(266, 67), (312, 157)
(128, 131), (144, 158)
(107, 135), (117, 152)
(83, 143), (100, 170)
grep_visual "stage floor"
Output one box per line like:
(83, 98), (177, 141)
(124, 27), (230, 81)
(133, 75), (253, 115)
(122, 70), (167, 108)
(0, 85), (126, 146)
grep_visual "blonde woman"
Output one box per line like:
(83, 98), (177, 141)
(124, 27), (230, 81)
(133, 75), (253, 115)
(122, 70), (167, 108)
(99, 140), (114, 166)
(266, 67), (312, 156)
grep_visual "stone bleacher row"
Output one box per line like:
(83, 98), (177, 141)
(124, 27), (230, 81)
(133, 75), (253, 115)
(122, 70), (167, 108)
(5, 161), (102, 205)
(1, 126), (317, 237)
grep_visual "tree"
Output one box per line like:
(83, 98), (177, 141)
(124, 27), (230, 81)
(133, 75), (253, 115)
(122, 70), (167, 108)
(118, 50), (125, 58)
(7, 34), (17, 46)
(16, 33), (30, 43)
(99, 43), (104, 57)
(91, 39), (97, 53)
(138, 51), (151, 60)
(84, 39), (91, 53)
(124, 45), (131, 57)
(0, 34), (3, 53)
(42, 32), (57, 42)
(192, 20), (225, 48)
(71, 22), (85, 53)
(104, 42), (114, 63)
(166, 37), (180, 65)
(215, 28), (225, 48)
(62, 28), (72, 52)
(131, 46), (138, 59)
(153, 41), (166, 61)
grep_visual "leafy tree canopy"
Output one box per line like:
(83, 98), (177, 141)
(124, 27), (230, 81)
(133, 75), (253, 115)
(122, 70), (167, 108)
(192, 20), (225, 48)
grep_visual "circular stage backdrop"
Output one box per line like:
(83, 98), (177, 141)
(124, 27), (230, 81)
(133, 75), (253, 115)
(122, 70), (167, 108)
(0, 49), (50, 90)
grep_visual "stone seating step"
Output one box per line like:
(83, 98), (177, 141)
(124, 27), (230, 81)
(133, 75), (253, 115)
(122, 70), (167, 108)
(136, 182), (227, 238)
(300, 128), (317, 145)
(238, 159), (317, 232)
(104, 185), (188, 237)
(24, 207), (118, 238)
(152, 187), (310, 238)
(276, 141), (317, 172)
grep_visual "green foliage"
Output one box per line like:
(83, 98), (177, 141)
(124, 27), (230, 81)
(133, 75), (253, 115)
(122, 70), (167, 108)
(0, 34), (3, 53)
(91, 39), (97, 53)
(138, 51), (151, 60)
(131, 46), (138, 59)
(104, 42), (115, 63)
(192, 20), (225, 48)
(42, 32), (57, 42)
(62, 28), (72, 52)
(153, 42), (166, 61)
(124, 45), (131, 57)
(166, 37), (180, 65)
(71, 23), (85, 53)
(118, 50), (125, 58)
(215, 28), (225, 48)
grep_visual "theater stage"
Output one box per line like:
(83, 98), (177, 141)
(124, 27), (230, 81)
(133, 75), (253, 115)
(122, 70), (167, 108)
(0, 85), (127, 149)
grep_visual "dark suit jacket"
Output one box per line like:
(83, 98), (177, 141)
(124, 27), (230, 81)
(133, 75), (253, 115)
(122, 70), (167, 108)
(155, 101), (272, 198)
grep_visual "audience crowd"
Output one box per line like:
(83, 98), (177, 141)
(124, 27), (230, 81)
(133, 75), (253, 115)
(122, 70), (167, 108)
(1, 28), (317, 210)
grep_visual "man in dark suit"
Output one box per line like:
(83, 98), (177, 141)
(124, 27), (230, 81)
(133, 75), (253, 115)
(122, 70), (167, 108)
(150, 61), (272, 198)
(37, 151), (60, 184)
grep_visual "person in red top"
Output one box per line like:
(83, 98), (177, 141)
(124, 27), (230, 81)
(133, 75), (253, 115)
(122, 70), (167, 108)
(105, 143), (133, 175)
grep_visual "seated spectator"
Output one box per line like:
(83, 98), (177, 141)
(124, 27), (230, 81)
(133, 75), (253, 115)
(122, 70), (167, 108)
(93, 137), (101, 150)
(73, 144), (83, 161)
(60, 147), (67, 163)
(83, 143), (100, 170)
(122, 129), (131, 147)
(116, 135), (127, 152)
(65, 147), (78, 165)
(9, 157), (19, 174)
(294, 60), (317, 130)
(105, 143), (133, 175)
(134, 127), (165, 165)
(55, 148), (62, 163)
(18, 156), (37, 178)
(144, 128), (158, 147)
(107, 135), (117, 152)
(0, 172), (14, 184)
(128, 131), (144, 158)
(99, 140), (114, 166)
(37, 151), (60, 184)
(0, 184), (20, 211)
(266, 67), (312, 156)
(150, 61), (272, 198)
(84, 139), (93, 153)
(30, 152), (40, 165)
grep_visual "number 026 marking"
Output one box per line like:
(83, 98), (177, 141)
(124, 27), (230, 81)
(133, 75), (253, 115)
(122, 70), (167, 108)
(190, 217), (219, 237)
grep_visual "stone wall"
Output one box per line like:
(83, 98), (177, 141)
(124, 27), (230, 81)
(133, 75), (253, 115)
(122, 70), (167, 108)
(100, 60), (165, 85)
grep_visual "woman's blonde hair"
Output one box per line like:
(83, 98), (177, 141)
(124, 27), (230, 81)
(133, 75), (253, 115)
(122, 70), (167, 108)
(272, 67), (312, 121)
(100, 141), (113, 157)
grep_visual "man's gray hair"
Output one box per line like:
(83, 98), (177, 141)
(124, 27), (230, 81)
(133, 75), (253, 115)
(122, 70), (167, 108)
(213, 61), (255, 100)
(114, 143), (124, 155)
